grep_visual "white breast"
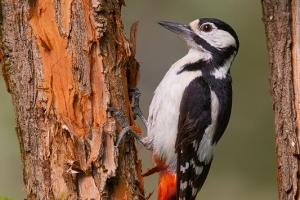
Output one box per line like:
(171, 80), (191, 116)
(147, 49), (209, 171)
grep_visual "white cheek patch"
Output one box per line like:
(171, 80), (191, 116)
(203, 29), (236, 49)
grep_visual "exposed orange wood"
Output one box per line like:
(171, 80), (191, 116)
(91, 46), (107, 127)
(61, 0), (72, 33)
(28, 2), (76, 128)
(113, 177), (129, 200)
(81, 0), (102, 42)
(28, 1), (108, 136)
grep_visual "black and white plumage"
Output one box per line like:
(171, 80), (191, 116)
(109, 18), (239, 200)
(140, 18), (239, 200)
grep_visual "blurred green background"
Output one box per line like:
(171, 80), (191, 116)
(0, 0), (276, 199)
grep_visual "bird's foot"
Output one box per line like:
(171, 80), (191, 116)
(108, 107), (145, 147)
(129, 86), (148, 128)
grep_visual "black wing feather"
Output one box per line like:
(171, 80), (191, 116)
(175, 76), (213, 200)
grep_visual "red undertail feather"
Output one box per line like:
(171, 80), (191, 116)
(142, 151), (176, 200)
(158, 170), (176, 200)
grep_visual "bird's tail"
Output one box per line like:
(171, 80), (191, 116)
(157, 169), (176, 200)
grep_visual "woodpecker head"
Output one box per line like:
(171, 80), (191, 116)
(158, 18), (239, 65)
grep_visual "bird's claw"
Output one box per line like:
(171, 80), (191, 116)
(128, 86), (148, 128)
(108, 106), (144, 147)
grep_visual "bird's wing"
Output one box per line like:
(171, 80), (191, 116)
(175, 76), (214, 200)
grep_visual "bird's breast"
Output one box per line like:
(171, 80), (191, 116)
(147, 68), (203, 171)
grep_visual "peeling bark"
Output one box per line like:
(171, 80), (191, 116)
(0, 0), (144, 199)
(262, 0), (300, 199)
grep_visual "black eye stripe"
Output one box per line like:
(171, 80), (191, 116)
(190, 32), (237, 65)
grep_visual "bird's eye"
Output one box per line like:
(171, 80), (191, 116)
(201, 24), (213, 32)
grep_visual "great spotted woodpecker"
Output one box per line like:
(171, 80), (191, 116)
(109, 18), (239, 200)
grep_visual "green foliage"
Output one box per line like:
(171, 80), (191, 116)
(0, 196), (19, 200)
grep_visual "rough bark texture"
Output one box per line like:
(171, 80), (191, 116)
(0, 0), (144, 199)
(262, 0), (300, 199)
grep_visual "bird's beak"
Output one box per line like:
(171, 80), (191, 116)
(158, 21), (192, 40)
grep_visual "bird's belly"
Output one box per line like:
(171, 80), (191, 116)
(147, 70), (202, 171)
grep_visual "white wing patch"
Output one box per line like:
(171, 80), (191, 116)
(190, 159), (203, 175)
(192, 140), (197, 150)
(180, 180), (188, 190)
(197, 133), (216, 164)
(180, 162), (190, 173)
(192, 186), (199, 197)
(197, 90), (219, 164)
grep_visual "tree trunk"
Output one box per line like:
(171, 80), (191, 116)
(262, 0), (300, 199)
(0, 0), (144, 199)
